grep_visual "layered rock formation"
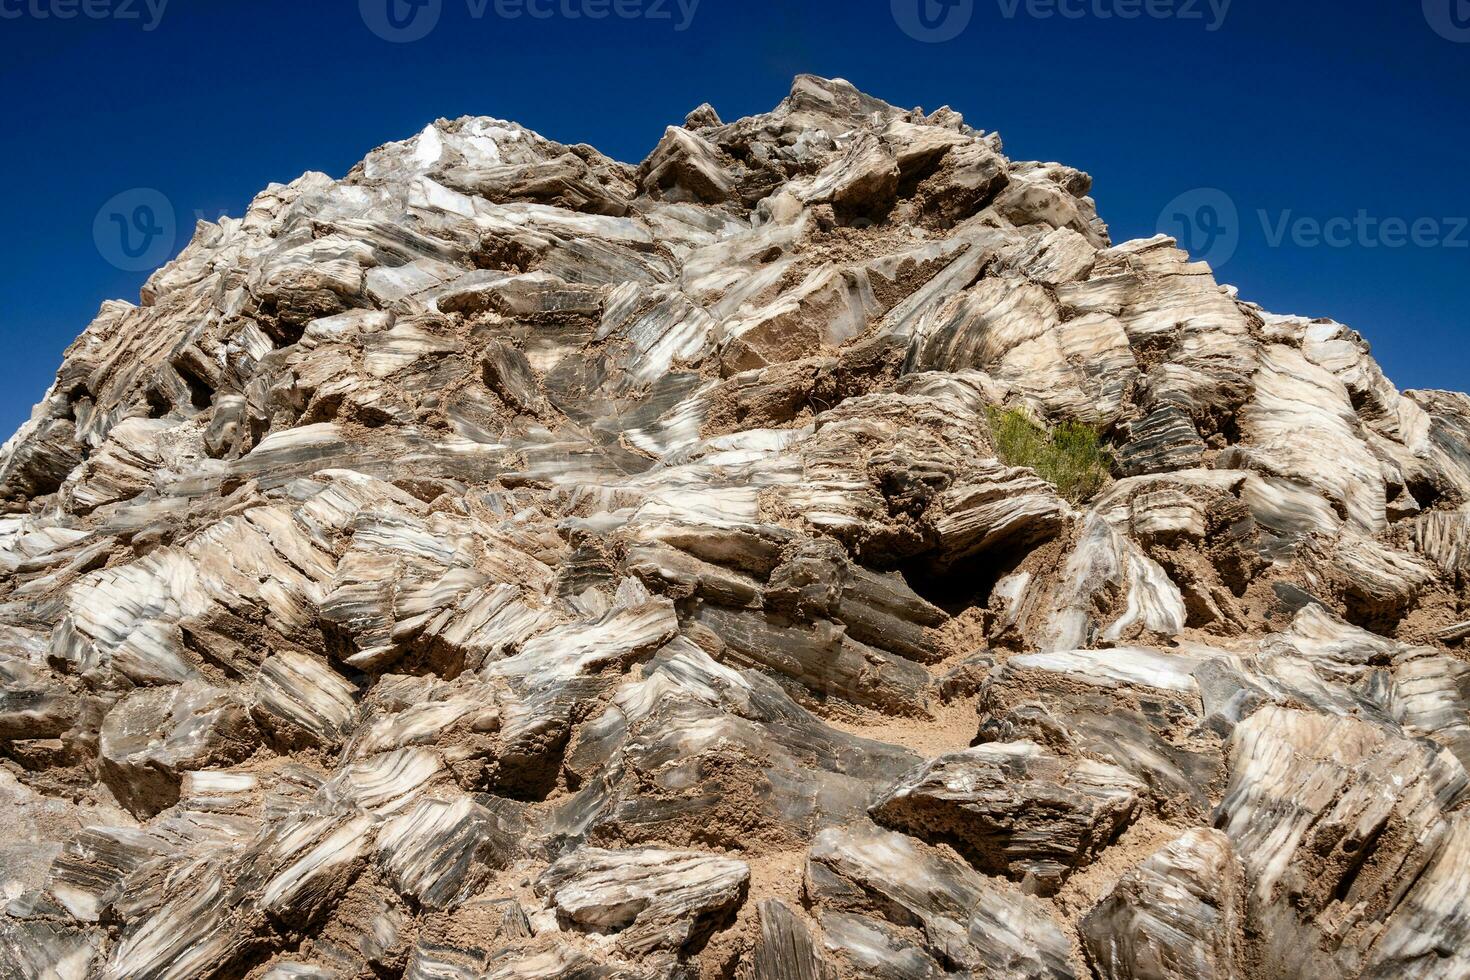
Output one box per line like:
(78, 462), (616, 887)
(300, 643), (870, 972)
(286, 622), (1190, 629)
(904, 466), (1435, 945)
(1, 75), (1468, 978)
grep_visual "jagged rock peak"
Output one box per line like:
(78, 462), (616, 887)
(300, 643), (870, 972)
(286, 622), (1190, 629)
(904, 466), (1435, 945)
(1, 76), (1469, 979)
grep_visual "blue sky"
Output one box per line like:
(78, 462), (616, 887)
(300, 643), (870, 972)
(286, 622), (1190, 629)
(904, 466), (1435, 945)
(1, 0), (1466, 436)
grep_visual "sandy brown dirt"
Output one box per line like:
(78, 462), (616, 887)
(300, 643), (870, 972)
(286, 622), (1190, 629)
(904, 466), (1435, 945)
(826, 694), (981, 758)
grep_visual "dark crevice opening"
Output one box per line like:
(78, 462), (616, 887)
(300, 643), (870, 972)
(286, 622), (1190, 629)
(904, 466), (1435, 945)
(181, 369), (215, 411)
(144, 388), (171, 419)
(900, 542), (1033, 617)
(1408, 476), (1447, 513)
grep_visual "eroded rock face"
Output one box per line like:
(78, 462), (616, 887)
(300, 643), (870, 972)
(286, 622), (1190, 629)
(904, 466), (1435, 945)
(805, 822), (1078, 979)
(871, 742), (1144, 894)
(536, 847), (749, 955)
(1217, 705), (1470, 979)
(1080, 829), (1244, 980)
(1, 75), (1468, 978)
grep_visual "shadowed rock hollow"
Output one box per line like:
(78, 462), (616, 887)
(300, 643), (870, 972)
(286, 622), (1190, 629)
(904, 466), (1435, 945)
(2, 75), (1469, 979)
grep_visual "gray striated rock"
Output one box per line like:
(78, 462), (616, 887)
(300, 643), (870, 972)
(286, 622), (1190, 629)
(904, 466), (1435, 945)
(536, 847), (749, 955)
(749, 899), (830, 980)
(1216, 705), (1470, 978)
(99, 681), (258, 817)
(375, 794), (521, 909)
(977, 645), (1223, 818)
(0, 649), (83, 741)
(0, 917), (105, 980)
(1117, 405), (1206, 476)
(871, 741), (1145, 894)
(251, 650), (359, 749)
(556, 641), (920, 849)
(806, 822), (1080, 978)
(1080, 829), (1244, 980)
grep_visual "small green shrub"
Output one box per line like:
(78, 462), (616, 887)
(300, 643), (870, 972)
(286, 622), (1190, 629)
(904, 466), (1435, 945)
(986, 407), (1113, 505)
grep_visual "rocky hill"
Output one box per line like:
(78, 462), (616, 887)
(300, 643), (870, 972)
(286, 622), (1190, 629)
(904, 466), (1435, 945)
(2, 76), (1469, 979)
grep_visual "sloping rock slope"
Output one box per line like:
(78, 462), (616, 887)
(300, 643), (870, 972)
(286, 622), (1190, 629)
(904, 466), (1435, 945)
(2, 76), (1469, 979)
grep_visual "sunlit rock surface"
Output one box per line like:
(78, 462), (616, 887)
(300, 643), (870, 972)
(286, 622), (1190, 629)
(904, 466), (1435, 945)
(1, 75), (1468, 978)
